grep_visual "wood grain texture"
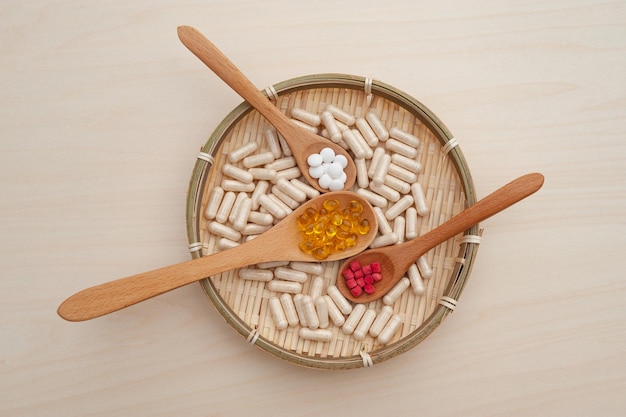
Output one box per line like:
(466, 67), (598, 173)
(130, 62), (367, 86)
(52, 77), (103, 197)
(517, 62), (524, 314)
(1, 1), (625, 416)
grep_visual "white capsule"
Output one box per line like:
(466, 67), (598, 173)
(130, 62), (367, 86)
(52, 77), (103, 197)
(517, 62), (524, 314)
(257, 260), (289, 269)
(383, 277), (410, 305)
(341, 129), (368, 159)
(383, 175), (411, 194)
(323, 295), (346, 326)
(355, 117), (379, 147)
(307, 153), (323, 167)
(417, 255), (433, 279)
(342, 304), (366, 335)
(264, 128), (282, 158)
(267, 194), (292, 216)
(314, 296), (329, 328)
(369, 181), (400, 202)
(215, 191), (236, 223)
(369, 305), (393, 337)
(242, 151), (275, 168)
(393, 216), (406, 244)
(365, 112), (389, 141)
(280, 293), (300, 327)
(289, 178), (320, 199)
(207, 221), (241, 241)
(269, 296), (288, 330)
(407, 264), (425, 295)
(275, 166), (301, 181)
(241, 223), (271, 235)
(320, 111), (342, 143)
(248, 167), (277, 181)
(326, 285), (353, 315)
(351, 128), (374, 159)
(326, 104), (355, 126)
(222, 163), (253, 183)
(278, 134), (292, 156)
(377, 314), (403, 344)
(389, 126), (420, 147)
(374, 206), (393, 235)
(308, 276), (325, 300)
(353, 309), (377, 341)
(301, 295), (319, 329)
(356, 188), (388, 208)
(204, 186), (224, 220)
(390, 153), (422, 173)
(274, 266), (308, 283)
(216, 238), (239, 250)
(290, 261), (324, 275)
(228, 141), (258, 163)
(267, 280), (302, 294)
(355, 158), (369, 188)
(385, 195), (414, 220)
(258, 194), (287, 219)
(250, 180), (269, 211)
(265, 156), (296, 171)
(238, 267), (274, 282)
(386, 139), (418, 158)
(370, 233), (399, 248)
(367, 147), (386, 178)
(271, 186), (300, 209)
(299, 328), (333, 342)
(276, 177), (307, 202)
(293, 294), (308, 327)
(411, 182), (429, 216)
(291, 118), (319, 134)
(221, 179), (255, 192)
(291, 107), (321, 126)
(388, 162), (419, 182)
(232, 197), (252, 231)
(372, 153), (391, 186)
(229, 192), (248, 224)
(247, 211), (273, 225)
(405, 207), (418, 239)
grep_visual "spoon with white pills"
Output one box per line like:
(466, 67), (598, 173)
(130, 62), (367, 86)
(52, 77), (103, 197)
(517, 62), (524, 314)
(177, 25), (357, 193)
(58, 191), (378, 322)
(336, 173), (545, 303)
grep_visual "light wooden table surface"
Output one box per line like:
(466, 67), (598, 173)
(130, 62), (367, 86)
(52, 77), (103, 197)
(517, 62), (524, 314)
(2, 1), (625, 416)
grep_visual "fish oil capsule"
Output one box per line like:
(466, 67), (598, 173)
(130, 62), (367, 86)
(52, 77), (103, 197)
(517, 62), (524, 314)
(242, 151), (275, 168)
(274, 266), (309, 283)
(308, 276), (325, 299)
(239, 267), (273, 282)
(293, 294), (308, 327)
(417, 255), (433, 279)
(391, 153), (422, 173)
(405, 207), (418, 239)
(355, 158), (369, 188)
(207, 221), (242, 241)
(369, 182), (400, 203)
(204, 186), (224, 220)
(233, 197), (252, 231)
(393, 216), (405, 243)
(247, 211), (273, 226)
(365, 112), (389, 141)
(241, 223), (271, 235)
(383, 175), (411, 194)
(356, 188), (388, 208)
(383, 277), (410, 305)
(342, 304), (366, 335)
(315, 296), (329, 328)
(301, 295), (319, 329)
(291, 118), (319, 134)
(290, 262), (324, 276)
(267, 280), (303, 294)
(290, 178), (320, 199)
(258, 194), (287, 220)
(250, 180), (269, 210)
(369, 305), (393, 337)
(355, 117), (379, 147)
(374, 207), (393, 234)
(411, 183), (429, 216)
(353, 308), (377, 341)
(326, 104), (355, 126)
(370, 233), (399, 248)
(215, 191), (236, 223)
(280, 293), (300, 327)
(341, 129), (368, 159)
(385, 195), (414, 220)
(299, 328), (333, 342)
(385, 139), (418, 158)
(265, 156), (296, 171)
(291, 107), (321, 126)
(320, 111), (342, 143)
(372, 153), (391, 185)
(221, 179), (255, 193)
(323, 295), (346, 326)
(388, 163), (418, 183)
(269, 297), (288, 330)
(217, 238), (239, 250)
(228, 141), (258, 163)
(377, 314), (403, 344)
(327, 285), (353, 315)
(407, 264), (425, 294)
(389, 126), (420, 147)
(368, 147), (386, 178)
(222, 163), (253, 183)
(264, 128), (282, 158)
(276, 177), (307, 202)
(248, 167), (277, 181)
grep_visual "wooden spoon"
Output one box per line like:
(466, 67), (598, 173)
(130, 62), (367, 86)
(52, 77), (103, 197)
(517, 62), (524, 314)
(336, 173), (545, 303)
(177, 25), (356, 193)
(58, 191), (378, 322)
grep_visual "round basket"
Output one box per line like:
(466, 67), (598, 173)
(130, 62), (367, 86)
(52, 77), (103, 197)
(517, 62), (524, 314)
(186, 73), (480, 370)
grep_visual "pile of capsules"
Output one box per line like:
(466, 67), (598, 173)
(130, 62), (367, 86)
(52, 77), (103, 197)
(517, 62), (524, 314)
(203, 102), (433, 346)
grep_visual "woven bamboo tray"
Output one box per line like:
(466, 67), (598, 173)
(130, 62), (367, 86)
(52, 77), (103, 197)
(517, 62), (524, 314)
(186, 74), (480, 370)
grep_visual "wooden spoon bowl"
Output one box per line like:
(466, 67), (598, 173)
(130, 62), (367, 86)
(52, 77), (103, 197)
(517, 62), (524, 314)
(177, 25), (356, 192)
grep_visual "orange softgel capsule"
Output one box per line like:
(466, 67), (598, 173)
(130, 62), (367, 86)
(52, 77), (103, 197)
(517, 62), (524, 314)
(297, 199), (369, 260)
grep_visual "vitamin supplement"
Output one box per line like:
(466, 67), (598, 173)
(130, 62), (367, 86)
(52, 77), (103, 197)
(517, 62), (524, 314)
(327, 285), (352, 315)
(341, 129), (368, 159)
(269, 296), (288, 330)
(293, 294), (308, 327)
(247, 211), (273, 226)
(411, 182), (429, 216)
(308, 276), (324, 300)
(217, 238), (239, 250)
(370, 233), (399, 248)
(280, 293), (300, 327)
(307, 153), (323, 167)
(250, 180), (269, 210)
(369, 305), (393, 337)
(372, 153), (391, 186)
(315, 296), (329, 328)
(290, 178), (320, 199)
(351, 129), (373, 159)
(389, 126), (420, 147)
(342, 304), (366, 335)
(374, 207), (393, 235)
(242, 151), (275, 168)
(407, 264), (424, 295)
(353, 309), (377, 341)
(385, 195), (414, 220)
(239, 268), (273, 282)
(405, 207), (418, 239)
(275, 166), (301, 181)
(383, 277), (410, 305)
(276, 177), (307, 202)
(241, 223), (271, 235)
(207, 221), (241, 241)
(388, 163), (418, 183)
(258, 194), (287, 219)
(278, 135), (292, 156)
(271, 186), (300, 209)
(265, 156), (296, 171)
(417, 255), (433, 279)
(384, 175), (411, 194)
(274, 266), (308, 283)
(385, 139), (418, 158)
(355, 117), (379, 147)
(355, 158), (369, 188)
(233, 197), (252, 231)
(289, 262), (324, 276)
(257, 261), (289, 269)
(264, 128), (282, 158)
(320, 111), (342, 143)
(268, 194), (293, 216)
(302, 295), (319, 329)
(377, 314), (403, 344)
(228, 141), (258, 163)
(390, 153), (422, 173)
(342, 261), (382, 298)
(365, 112), (389, 141)
(323, 295), (346, 326)
(267, 280), (302, 294)
(229, 192), (248, 224)
(291, 118), (319, 134)
(393, 216), (406, 243)
(248, 167), (277, 181)
(204, 186), (224, 220)
(299, 328), (333, 342)
(222, 163), (253, 183)
(326, 104), (355, 126)
(370, 182), (401, 202)
(367, 147), (386, 178)
(215, 191), (236, 223)
(221, 179), (255, 193)
(291, 107), (321, 126)
(356, 188), (387, 208)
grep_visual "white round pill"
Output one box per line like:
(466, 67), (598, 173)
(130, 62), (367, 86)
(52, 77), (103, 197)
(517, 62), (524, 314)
(334, 154), (348, 168)
(338, 171), (347, 183)
(318, 173), (332, 189)
(326, 162), (344, 179)
(309, 165), (325, 179)
(320, 147), (335, 163)
(328, 179), (345, 191)
(307, 153), (323, 167)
